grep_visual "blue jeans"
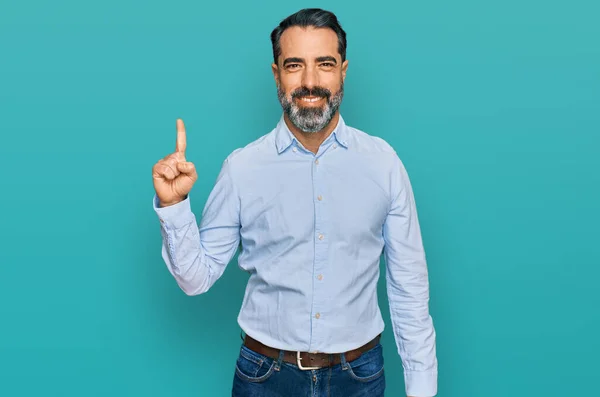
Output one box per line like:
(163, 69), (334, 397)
(231, 342), (386, 397)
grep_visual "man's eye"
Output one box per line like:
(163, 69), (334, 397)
(321, 63), (334, 67)
(287, 64), (300, 69)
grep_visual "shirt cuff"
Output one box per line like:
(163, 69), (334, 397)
(153, 194), (196, 229)
(405, 369), (438, 397)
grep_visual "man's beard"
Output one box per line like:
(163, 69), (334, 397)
(277, 82), (344, 133)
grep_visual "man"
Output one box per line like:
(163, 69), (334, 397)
(152, 8), (437, 397)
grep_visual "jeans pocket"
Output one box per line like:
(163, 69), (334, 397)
(235, 346), (277, 383)
(344, 344), (385, 382)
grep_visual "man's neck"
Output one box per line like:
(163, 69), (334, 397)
(283, 112), (340, 154)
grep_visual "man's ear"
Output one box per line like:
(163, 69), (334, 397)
(341, 59), (349, 82)
(272, 62), (279, 85)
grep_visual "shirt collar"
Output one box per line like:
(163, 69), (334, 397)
(275, 114), (350, 154)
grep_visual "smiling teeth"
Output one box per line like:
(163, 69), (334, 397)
(301, 97), (321, 102)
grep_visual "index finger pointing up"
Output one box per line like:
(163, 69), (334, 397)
(176, 118), (186, 153)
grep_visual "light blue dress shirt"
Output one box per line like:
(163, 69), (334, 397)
(153, 114), (438, 396)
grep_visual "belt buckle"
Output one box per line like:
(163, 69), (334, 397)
(296, 351), (321, 370)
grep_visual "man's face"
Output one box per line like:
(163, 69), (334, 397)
(272, 26), (348, 133)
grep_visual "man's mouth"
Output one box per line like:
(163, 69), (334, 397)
(298, 96), (323, 103)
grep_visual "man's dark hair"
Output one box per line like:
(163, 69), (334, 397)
(270, 8), (347, 65)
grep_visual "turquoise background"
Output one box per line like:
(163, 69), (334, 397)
(1, 0), (599, 396)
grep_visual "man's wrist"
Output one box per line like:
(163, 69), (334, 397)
(159, 195), (188, 208)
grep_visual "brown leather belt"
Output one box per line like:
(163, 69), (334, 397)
(243, 334), (381, 370)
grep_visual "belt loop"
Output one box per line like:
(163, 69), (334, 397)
(275, 349), (285, 371)
(340, 352), (349, 370)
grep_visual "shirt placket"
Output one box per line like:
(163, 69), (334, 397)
(308, 145), (332, 353)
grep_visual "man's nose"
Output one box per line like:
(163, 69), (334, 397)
(301, 66), (319, 90)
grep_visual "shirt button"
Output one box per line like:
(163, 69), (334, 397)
(315, 313), (321, 319)
(315, 159), (319, 165)
(317, 195), (323, 201)
(292, 147), (297, 152)
(318, 234), (324, 240)
(317, 274), (323, 280)
(333, 144), (337, 149)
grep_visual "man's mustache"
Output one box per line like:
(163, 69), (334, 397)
(291, 86), (331, 100)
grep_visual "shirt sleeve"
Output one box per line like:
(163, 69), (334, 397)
(153, 157), (241, 296)
(382, 153), (438, 397)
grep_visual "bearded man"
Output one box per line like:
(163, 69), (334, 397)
(151, 8), (438, 397)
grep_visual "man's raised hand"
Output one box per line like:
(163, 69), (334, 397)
(152, 119), (198, 207)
